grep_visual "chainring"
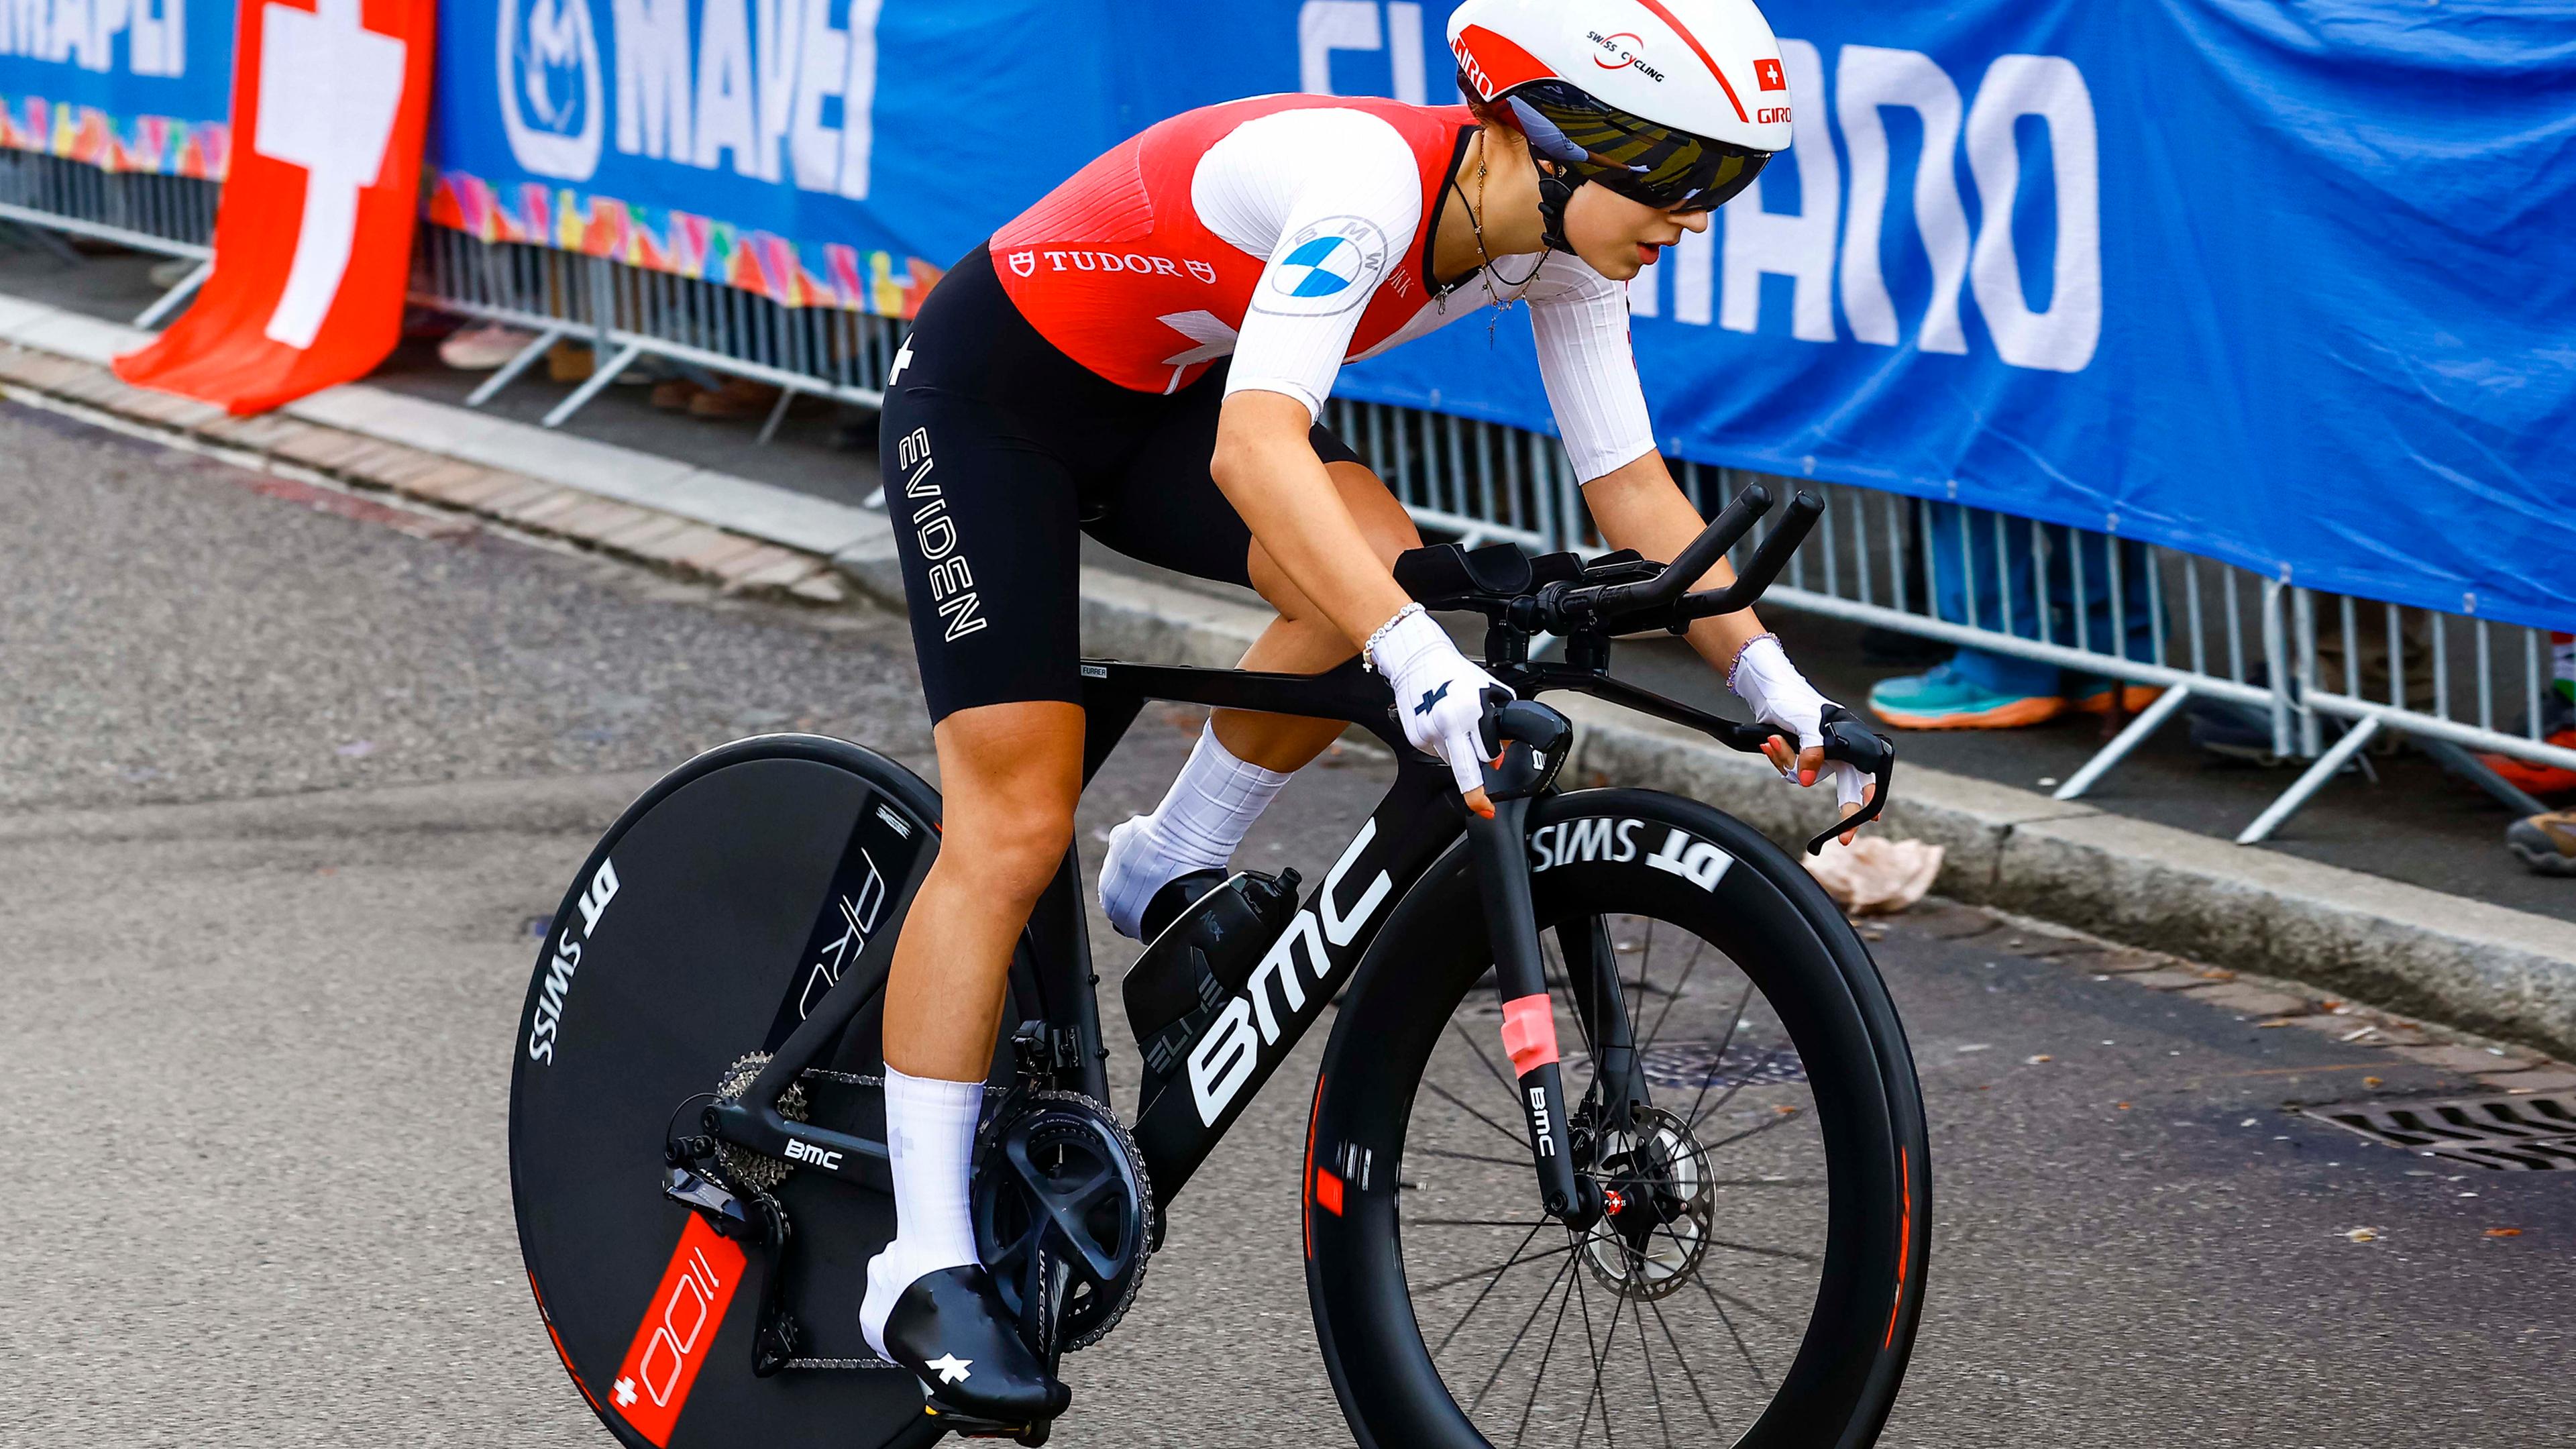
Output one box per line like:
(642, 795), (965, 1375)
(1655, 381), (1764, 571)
(713, 1051), (808, 1192)
(971, 1091), (1155, 1352)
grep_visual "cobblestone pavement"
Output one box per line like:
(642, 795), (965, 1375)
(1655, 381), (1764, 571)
(5, 404), (2574, 1448)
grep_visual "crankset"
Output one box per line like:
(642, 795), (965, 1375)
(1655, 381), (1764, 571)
(971, 1091), (1155, 1362)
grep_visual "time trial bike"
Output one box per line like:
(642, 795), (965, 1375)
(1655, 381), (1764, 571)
(508, 483), (1929, 1449)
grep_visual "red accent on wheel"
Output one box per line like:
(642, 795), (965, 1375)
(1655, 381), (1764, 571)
(1884, 1145), (1912, 1349)
(1304, 1071), (1328, 1257)
(1317, 1167), (1347, 1216)
(609, 1216), (749, 1447)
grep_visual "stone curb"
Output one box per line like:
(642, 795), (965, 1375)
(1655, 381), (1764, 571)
(7, 295), (2573, 1059)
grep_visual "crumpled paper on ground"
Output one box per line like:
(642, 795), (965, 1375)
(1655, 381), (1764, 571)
(1803, 837), (1945, 916)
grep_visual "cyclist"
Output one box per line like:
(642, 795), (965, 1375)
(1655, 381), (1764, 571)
(866, 0), (1873, 1421)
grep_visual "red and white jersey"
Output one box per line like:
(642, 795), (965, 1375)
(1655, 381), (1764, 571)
(990, 93), (1657, 484)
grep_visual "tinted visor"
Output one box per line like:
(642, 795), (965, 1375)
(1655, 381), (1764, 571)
(1504, 80), (1771, 213)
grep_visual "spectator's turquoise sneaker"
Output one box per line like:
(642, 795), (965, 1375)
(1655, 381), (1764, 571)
(1869, 663), (2068, 730)
(2066, 676), (2163, 715)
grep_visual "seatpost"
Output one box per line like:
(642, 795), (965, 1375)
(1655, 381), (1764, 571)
(1464, 796), (1601, 1230)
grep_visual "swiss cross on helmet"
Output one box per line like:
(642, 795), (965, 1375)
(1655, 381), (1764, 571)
(1448, 0), (1789, 242)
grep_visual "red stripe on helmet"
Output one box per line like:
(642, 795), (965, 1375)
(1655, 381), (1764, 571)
(1631, 0), (1750, 123)
(1452, 23), (1558, 99)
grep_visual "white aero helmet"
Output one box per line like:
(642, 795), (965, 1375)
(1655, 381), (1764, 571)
(1447, 0), (1790, 225)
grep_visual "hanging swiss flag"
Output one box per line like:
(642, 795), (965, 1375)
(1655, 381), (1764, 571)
(115, 0), (433, 414)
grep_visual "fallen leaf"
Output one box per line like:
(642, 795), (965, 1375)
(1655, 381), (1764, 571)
(2199, 968), (2237, 981)
(2486, 1228), (2523, 1238)
(2341, 1226), (2381, 1243)
(2363, 1076), (2383, 1088)
(2115, 1102), (2132, 1110)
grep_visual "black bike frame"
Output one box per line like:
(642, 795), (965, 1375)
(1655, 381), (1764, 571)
(704, 652), (1643, 1216)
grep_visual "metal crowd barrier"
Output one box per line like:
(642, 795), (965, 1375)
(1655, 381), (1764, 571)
(1322, 392), (2573, 843)
(408, 227), (904, 439)
(0, 206), (2538, 848)
(0, 150), (217, 326)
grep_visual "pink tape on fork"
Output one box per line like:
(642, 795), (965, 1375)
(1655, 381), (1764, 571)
(1498, 994), (1560, 1077)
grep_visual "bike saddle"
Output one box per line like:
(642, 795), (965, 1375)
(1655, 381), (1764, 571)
(879, 1265), (1071, 1436)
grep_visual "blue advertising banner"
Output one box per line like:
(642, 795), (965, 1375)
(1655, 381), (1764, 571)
(429, 0), (2575, 631)
(0, 0), (235, 175)
(423, 0), (1117, 313)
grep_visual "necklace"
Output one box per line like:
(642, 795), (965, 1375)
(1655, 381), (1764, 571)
(1446, 133), (1548, 341)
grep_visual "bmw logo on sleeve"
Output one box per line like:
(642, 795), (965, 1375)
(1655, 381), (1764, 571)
(1254, 216), (1390, 317)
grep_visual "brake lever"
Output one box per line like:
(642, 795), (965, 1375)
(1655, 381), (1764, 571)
(1747, 704), (1898, 855)
(1477, 696), (1573, 802)
(1808, 707), (1896, 855)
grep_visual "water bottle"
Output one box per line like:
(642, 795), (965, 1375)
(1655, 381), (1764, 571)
(1123, 867), (1301, 1083)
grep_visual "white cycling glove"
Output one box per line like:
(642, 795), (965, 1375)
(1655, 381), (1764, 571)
(1728, 635), (1870, 814)
(1368, 605), (1511, 802)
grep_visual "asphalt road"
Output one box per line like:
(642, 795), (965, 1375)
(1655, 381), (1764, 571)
(5, 403), (2574, 1448)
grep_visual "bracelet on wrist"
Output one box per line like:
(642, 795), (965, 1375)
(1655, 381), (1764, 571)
(1363, 603), (1426, 674)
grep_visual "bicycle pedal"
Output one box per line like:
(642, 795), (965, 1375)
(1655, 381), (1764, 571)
(922, 1403), (1050, 1445)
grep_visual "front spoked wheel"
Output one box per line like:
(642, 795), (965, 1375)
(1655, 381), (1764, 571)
(1307, 790), (1929, 1449)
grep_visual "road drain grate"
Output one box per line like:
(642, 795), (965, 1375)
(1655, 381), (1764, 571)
(2308, 1093), (2576, 1170)
(1635, 1042), (1807, 1091)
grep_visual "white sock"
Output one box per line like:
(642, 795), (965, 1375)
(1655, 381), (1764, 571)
(860, 1066), (985, 1360)
(1099, 721), (1292, 938)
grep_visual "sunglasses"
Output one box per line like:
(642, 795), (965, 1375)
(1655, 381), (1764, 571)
(1504, 84), (1773, 214)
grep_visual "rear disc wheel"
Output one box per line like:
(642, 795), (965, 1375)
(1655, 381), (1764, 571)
(508, 735), (1046, 1449)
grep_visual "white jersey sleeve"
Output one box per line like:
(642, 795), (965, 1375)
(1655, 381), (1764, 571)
(1193, 109), (1425, 421)
(1523, 252), (1658, 484)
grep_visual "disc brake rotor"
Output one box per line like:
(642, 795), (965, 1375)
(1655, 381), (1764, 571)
(1582, 1106), (1713, 1299)
(972, 1091), (1155, 1352)
(712, 1051), (808, 1192)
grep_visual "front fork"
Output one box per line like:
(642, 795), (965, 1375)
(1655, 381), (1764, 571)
(1465, 798), (1601, 1228)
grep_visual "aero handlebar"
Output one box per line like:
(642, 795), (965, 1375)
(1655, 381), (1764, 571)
(1677, 490), (1823, 622)
(1533, 486), (1825, 633)
(1578, 484), (1772, 621)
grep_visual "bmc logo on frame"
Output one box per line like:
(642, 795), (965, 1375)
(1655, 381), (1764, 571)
(1626, 41), (2104, 374)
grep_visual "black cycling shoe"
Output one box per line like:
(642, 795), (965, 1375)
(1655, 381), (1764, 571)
(877, 1264), (1071, 1430)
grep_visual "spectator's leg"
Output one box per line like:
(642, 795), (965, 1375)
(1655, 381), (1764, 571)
(2062, 532), (2161, 714)
(1869, 504), (2066, 729)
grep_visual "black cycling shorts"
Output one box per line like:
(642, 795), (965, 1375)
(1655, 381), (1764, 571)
(880, 243), (1362, 722)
